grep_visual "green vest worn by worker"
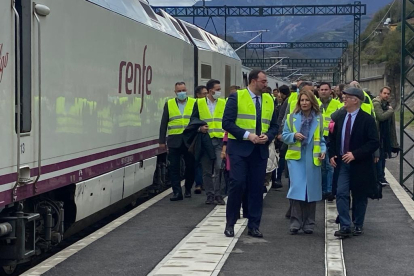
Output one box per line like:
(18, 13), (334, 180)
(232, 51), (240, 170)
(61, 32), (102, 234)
(285, 113), (323, 166)
(167, 97), (196, 136)
(361, 91), (375, 118)
(228, 89), (274, 140)
(320, 98), (342, 136)
(197, 98), (226, 138)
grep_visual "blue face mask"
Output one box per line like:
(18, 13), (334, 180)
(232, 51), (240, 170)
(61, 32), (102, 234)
(176, 91), (187, 101)
(297, 88), (300, 93)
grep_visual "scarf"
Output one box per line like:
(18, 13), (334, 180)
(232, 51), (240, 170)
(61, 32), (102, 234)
(299, 111), (314, 146)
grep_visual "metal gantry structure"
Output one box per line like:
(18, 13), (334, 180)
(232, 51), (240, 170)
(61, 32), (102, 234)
(153, 2), (366, 81)
(229, 41), (349, 50)
(400, 0), (414, 198)
(241, 58), (342, 68)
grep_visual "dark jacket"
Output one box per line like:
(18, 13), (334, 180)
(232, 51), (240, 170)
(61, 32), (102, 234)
(329, 109), (380, 198)
(372, 97), (399, 151)
(223, 92), (278, 160)
(183, 118), (216, 163)
(159, 99), (193, 149)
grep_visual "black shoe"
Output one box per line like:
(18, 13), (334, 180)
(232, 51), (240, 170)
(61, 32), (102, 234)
(263, 186), (268, 194)
(194, 186), (202, 194)
(205, 195), (215, 204)
(170, 193), (183, 201)
(353, 226), (364, 236)
(214, 196), (226, 205)
(224, 226), (234, 237)
(247, 228), (263, 238)
(272, 179), (283, 189)
(327, 194), (335, 202)
(184, 189), (191, 198)
(303, 229), (314, 234)
(290, 228), (299, 235)
(334, 228), (352, 238)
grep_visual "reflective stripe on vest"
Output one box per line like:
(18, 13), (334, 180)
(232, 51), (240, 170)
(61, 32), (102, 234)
(198, 98), (226, 138)
(361, 91), (376, 118)
(228, 89), (274, 140)
(167, 97), (196, 136)
(285, 113), (323, 166)
(320, 98), (341, 136)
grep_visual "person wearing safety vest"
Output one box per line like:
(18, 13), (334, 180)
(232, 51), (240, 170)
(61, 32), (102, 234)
(222, 70), (278, 238)
(282, 89), (327, 235)
(191, 79), (226, 206)
(319, 82), (341, 202)
(159, 81), (197, 201)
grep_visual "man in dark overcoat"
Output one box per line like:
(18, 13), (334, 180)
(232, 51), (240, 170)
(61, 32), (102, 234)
(329, 87), (379, 237)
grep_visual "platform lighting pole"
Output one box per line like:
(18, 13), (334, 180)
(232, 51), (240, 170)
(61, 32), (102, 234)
(400, 0), (414, 198)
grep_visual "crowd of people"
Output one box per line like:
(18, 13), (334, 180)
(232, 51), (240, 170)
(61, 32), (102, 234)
(159, 70), (399, 239)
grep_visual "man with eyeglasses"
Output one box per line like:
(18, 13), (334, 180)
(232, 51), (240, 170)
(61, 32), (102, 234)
(159, 82), (197, 201)
(223, 70), (278, 238)
(329, 88), (379, 238)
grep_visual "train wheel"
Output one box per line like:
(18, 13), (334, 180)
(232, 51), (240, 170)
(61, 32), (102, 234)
(0, 265), (19, 276)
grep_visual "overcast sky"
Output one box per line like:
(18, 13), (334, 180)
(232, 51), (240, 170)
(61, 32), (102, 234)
(147, 0), (201, 6)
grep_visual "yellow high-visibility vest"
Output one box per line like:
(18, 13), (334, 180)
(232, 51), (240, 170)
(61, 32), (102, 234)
(361, 91), (375, 118)
(167, 97), (196, 135)
(320, 98), (341, 136)
(198, 98), (225, 138)
(228, 89), (274, 139)
(285, 113), (323, 166)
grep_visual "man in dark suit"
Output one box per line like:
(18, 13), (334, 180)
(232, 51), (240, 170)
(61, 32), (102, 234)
(223, 70), (278, 238)
(329, 87), (379, 237)
(159, 82), (200, 201)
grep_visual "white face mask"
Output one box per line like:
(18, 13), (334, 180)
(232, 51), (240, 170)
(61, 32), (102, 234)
(212, 91), (221, 99)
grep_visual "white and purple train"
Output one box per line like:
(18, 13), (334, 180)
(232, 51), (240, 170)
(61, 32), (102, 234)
(0, 0), (288, 273)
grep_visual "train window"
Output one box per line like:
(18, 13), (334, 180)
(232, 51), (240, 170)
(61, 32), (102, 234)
(208, 34), (218, 45)
(201, 64), (212, 79)
(171, 19), (184, 35)
(205, 32), (214, 44)
(140, 1), (159, 22)
(187, 26), (205, 41)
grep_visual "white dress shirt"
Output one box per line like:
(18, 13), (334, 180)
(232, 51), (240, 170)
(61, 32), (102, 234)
(207, 97), (217, 115)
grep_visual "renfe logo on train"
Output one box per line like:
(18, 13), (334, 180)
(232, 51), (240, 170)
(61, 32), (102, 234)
(0, 43), (9, 83)
(118, 45), (153, 113)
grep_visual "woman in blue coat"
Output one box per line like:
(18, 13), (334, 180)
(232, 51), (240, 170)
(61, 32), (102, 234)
(282, 89), (326, 234)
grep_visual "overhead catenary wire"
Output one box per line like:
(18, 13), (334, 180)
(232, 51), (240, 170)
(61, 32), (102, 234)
(361, 0), (396, 43)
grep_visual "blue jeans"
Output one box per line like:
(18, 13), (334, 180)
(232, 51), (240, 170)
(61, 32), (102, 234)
(336, 162), (368, 229)
(321, 152), (333, 194)
(195, 162), (203, 187)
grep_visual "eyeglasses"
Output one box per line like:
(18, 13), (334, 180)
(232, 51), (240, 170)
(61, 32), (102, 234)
(342, 95), (357, 100)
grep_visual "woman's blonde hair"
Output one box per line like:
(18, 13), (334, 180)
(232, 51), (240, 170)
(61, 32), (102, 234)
(293, 89), (320, 115)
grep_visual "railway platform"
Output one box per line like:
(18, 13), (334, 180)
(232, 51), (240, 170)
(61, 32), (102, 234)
(21, 168), (414, 276)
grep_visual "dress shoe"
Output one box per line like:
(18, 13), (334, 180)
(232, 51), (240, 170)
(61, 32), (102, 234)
(290, 228), (299, 235)
(194, 186), (202, 194)
(205, 195), (215, 205)
(263, 186), (268, 194)
(327, 194), (335, 202)
(184, 189), (191, 198)
(303, 229), (314, 234)
(170, 193), (183, 201)
(248, 228), (263, 238)
(214, 196), (225, 205)
(353, 226), (363, 236)
(272, 179), (283, 189)
(224, 226), (234, 237)
(334, 228), (352, 238)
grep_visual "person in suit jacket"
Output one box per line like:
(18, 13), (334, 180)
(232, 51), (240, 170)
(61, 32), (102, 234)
(222, 70), (278, 238)
(329, 87), (379, 237)
(159, 82), (200, 201)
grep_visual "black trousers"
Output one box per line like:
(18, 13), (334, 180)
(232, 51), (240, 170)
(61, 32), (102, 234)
(226, 146), (267, 229)
(168, 143), (195, 195)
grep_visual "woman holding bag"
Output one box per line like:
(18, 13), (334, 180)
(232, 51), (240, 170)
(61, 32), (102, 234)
(282, 89), (326, 235)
